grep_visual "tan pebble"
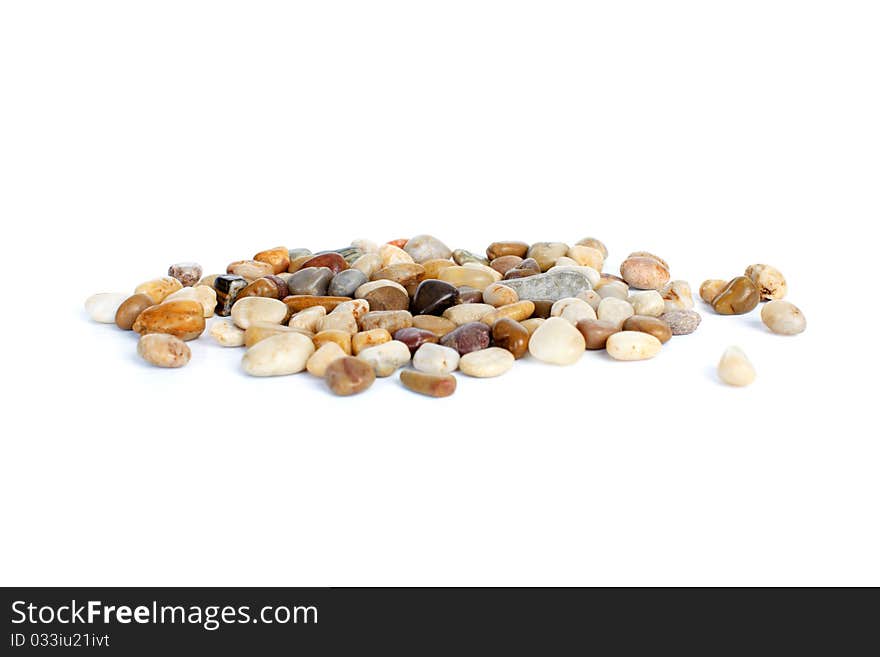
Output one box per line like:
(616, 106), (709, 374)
(619, 256), (670, 290)
(210, 320), (246, 346)
(197, 273), (220, 288)
(717, 346), (756, 386)
(699, 279), (727, 304)
(360, 310), (413, 333)
(597, 297), (634, 328)
(132, 300), (205, 341)
(331, 299), (370, 322)
(761, 300), (806, 335)
(137, 333), (191, 368)
(288, 305), (326, 332)
(527, 316), (585, 365)
(325, 357), (376, 395)
(227, 259), (275, 282)
(241, 332), (315, 376)
(421, 259), (456, 279)
(306, 342), (348, 376)
(520, 318), (545, 335)
(576, 289), (602, 311)
(480, 300), (535, 326)
(606, 331), (662, 361)
(458, 347), (515, 377)
(378, 243), (414, 267)
(745, 264), (787, 301)
(244, 322), (312, 348)
(115, 293), (154, 330)
(351, 328), (393, 355)
(437, 266), (496, 290)
(317, 310), (358, 334)
(351, 253), (382, 278)
(575, 237), (608, 259)
(357, 340), (411, 377)
(313, 329), (352, 354)
(629, 290), (665, 317)
(567, 244), (604, 270)
(660, 280), (694, 312)
(400, 370), (457, 397)
(253, 246), (290, 274)
(163, 285), (217, 318)
(443, 303), (495, 325)
(461, 261), (503, 283)
(84, 292), (128, 323)
(411, 315), (457, 337)
(597, 281), (630, 300)
(134, 277), (183, 304)
(482, 283), (518, 307)
(230, 296), (287, 329)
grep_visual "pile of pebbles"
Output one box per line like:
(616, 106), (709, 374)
(84, 236), (806, 394)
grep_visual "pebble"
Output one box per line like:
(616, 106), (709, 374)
(551, 297), (595, 320)
(362, 283), (410, 312)
(597, 281), (629, 300)
(462, 262), (502, 283)
(137, 333), (191, 368)
(283, 295), (351, 314)
(350, 238), (379, 254)
(371, 263), (426, 292)
(480, 300), (536, 326)
(299, 252), (348, 274)
(492, 318), (530, 358)
(761, 300), (806, 335)
(577, 289), (602, 311)
(357, 340), (411, 377)
(331, 298), (370, 323)
(503, 258), (541, 280)
(422, 258), (456, 280)
(135, 277), (183, 304)
(242, 332), (315, 376)
(552, 256), (579, 268)
(520, 318), (545, 335)
(231, 297), (287, 329)
(597, 297), (634, 328)
(660, 280), (694, 312)
(566, 245), (604, 270)
(306, 342), (347, 376)
(400, 370), (457, 397)
(456, 286), (483, 304)
(438, 266), (496, 290)
(378, 243), (414, 267)
(606, 331), (662, 361)
(115, 293), (154, 330)
(393, 327), (439, 354)
(168, 262), (202, 287)
(85, 292), (128, 323)
(497, 269), (593, 301)
(325, 357), (376, 395)
(619, 256), (670, 290)
(531, 300), (554, 318)
(245, 322), (312, 348)
(328, 269), (368, 297)
(528, 317), (585, 365)
(163, 285), (217, 318)
(660, 309), (702, 335)
(209, 320), (246, 346)
(699, 279), (727, 304)
(411, 315), (457, 337)
(575, 319), (620, 350)
(132, 300), (206, 341)
(288, 247), (312, 260)
(213, 275), (248, 316)
(410, 279), (459, 316)
(575, 237), (608, 259)
(712, 276), (760, 315)
(412, 343), (460, 374)
(227, 259), (275, 281)
(439, 321), (491, 355)
(313, 329), (352, 354)
(351, 253), (382, 278)
(253, 246), (290, 274)
(622, 315), (672, 343)
(488, 255), (523, 276)
(443, 303), (495, 325)
(745, 264), (787, 301)
(360, 310), (413, 334)
(236, 276), (288, 301)
(317, 310), (358, 334)
(452, 248), (489, 266)
(287, 254), (314, 273)
(527, 242), (569, 271)
(717, 346), (756, 386)
(287, 267), (334, 296)
(482, 283), (518, 308)
(629, 290), (665, 317)
(486, 241), (529, 260)
(459, 347), (515, 377)
(403, 234), (452, 263)
(198, 274), (220, 288)
(288, 306), (326, 332)
(351, 328), (393, 355)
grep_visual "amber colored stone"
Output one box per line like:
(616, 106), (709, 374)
(622, 315), (672, 343)
(437, 266), (495, 290)
(115, 294), (154, 330)
(503, 258), (541, 280)
(575, 319), (620, 350)
(411, 315), (457, 337)
(489, 255), (523, 275)
(363, 284), (410, 312)
(421, 259), (455, 280)
(325, 357), (376, 395)
(530, 299), (554, 319)
(480, 300), (535, 326)
(313, 329), (352, 354)
(399, 370), (456, 398)
(299, 252), (348, 274)
(132, 300), (205, 341)
(439, 321), (491, 355)
(237, 276), (288, 301)
(213, 275), (248, 316)
(351, 329), (393, 355)
(712, 276), (760, 315)
(253, 246), (290, 274)
(244, 322), (313, 348)
(410, 279), (459, 316)
(393, 327), (439, 355)
(492, 318), (529, 358)
(283, 295), (352, 314)
(486, 241), (529, 260)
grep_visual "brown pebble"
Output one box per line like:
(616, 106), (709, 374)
(575, 319), (620, 350)
(283, 295), (352, 314)
(325, 357), (376, 395)
(400, 370), (457, 398)
(699, 279), (727, 304)
(530, 299), (554, 319)
(422, 259), (456, 279)
(115, 294), (154, 330)
(486, 241), (529, 260)
(313, 329), (352, 354)
(622, 315), (672, 343)
(712, 276), (760, 315)
(492, 318), (530, 359)
(253, 246), (290, 274)
(456, 287), (483, 304)
(351, 328), (393, 355)
(363, 284), (411, 311)
(132, 300), (205, 341)
(489, 255), (524, 275)
(393, 327), (439, 355)
(371, 263), (426, 291)
(237, 276), (288, 301)
(299, 252), (349, 274)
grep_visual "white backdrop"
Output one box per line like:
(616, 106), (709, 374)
(1, 1), (877, 586)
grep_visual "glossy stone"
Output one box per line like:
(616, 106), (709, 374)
(438, 266), (495, 290)
(299, 252), (348, 274)
(360, 310), (413, 333)
(452, 248), (489, 266)
(378, 243), (414, 267)
(597, 281), (629, 300)
(411, 280), (458, 316)
(486, 241), (529, 260)
(492, 318), (529, 358)
(137, 333), (191, 368)
(313, 329), (352, 354)
(115, 293), (154, 330)
(439, 321), (491, 355)
(619, 256), (670, 290)
(489, 255), (523, 276)
(328, 269), (368, 297)
(480, 300), (535, 326)
(745, 264), (787, 301)
(606, 331), (662, 361)
(403, 234), (452, 263)
(660, 309), (702, 335)
(700, 279), (727, 304)
(393, 327), (439, 355)
(253, 246), (290, 274)
(567, 245), (604, 270)
(227, 259), (275, 281)
(168, 262), (202, 287)
(459, 347), (515, 378)
(422, 259), (456, 280)
(288, 306), (326, 332)
(351, 253), (382, 278)
(282, 295), (351, 314)
(237, 276), (288, 301)
(717, 346), (756, 386)
(482, 283), (518, 307)
(287, 254), (314, 273)
(443, 303), (495, 325)
(527, 242), (569, 271)
(577, 289), (602, 311)
(135, 277), (183, 304)
(530, 300), (554, 319)
(351, 328), (393, 355)
(330, 299), (369, 323)
(163, 285), (218, 318)
(85, 292), (128, 323)
(575, 319), (620, 350)
(712, 277), (760, 315)
(132, 300), (205, 341)
(575, 237), (608, 259)
(306, 342), (347, 376)
(230, 297), (287, 329)
(333, 246), (364, 265)
(411, 315), (457, 337)
(287, 267), (334, 296)
(553, 298), (596, 325)
(325, 357), (376, 395)
(597, 297), (634, 328)
(357, 340), (411, 377)
(400, 370), (457, 397)
(623, 315), (672, 343)
(503, 258), (541, 280)
(456, 287), (483, 304)
(362, 284), (410, 312)
(412, 343), (460, 374)
(498, 269), (593, 302)
(520, 318), (545, 335)
(527, 316), (585, 365)
(317, 309), (358, 334)
(214, 275), (248, 316)
(761, 300), (806, 335)
(242, 332), (315, 376)
(244, 322), (312, 348)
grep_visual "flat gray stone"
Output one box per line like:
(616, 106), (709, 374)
(287, 266), (333, 296)
(328, 269), (368, 297)
(497, 269), (592, 301)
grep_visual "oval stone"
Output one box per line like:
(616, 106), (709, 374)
(496, 269), (592, 302)
(400, 370), (457, 398)
(360, 310), (413, 334)
(287, 267), (334, 296)
(439, 321), (491, 355)
(622, 315), (672, 343)
(459, 347), (515, 377)
(393, 327), (439, 355)
(241, 333), (314, 376)
(411, 315), (457, 337)
(411, 279), (459, 316)
(660, 309), (702, 335)
(327, 269), (368, 297)
(299, 252), (348, 274)
(230, 297), (288, 329)
(412, 343), (460, 374)
(492, 318), (529, 358)
(115, 293), (154, 330)
(132, 300), (205, 341)
(137, 333), (191, 368)
(575, 319), (620, 350)
(527, 316), (585, 365)
(712, 277), (760, 315)
(606, 331), (662, 361)
(357, 340), (411, 377)
(351, 328), (393, 355)
(486, 241), (529, 260)
(403, 234), (452, 263)
(85, 292), (128, 323)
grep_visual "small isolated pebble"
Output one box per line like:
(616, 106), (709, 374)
(606, 331), (662, 361)
(660, 280), (694, 312)
(761, 300), (806, 335)
(712, 276), (760, 315)
(699, 279), (727, 304)
(115, 293), (154, 330)
(351, 328), (393, 355)
(482, 282), (518, 308)
(660, 309), (702, 335)
(210, 320), (246, 346)
(132, 300), (205, 341)
(306, 342), (348, 376)
(619, 256), (670, 290)
(357, 340), (411, 377)
(241, 333), (315, 376)
(168, 262), (202, 287)
(528, 316), (585, 365)
(717, 346), (756, 386)
(325, 357), (376, 395)
(231, 297), (288, 329)
(400, 370), (457, 397)
(137, 333), (191, 368)
(85, 293), (128, 323)
(629, 290), (665, 317)
(412, 343), (460, 374)
(622, 315), (672, 343)
(134, 277), (183, 304)
(597, 297), (634, 328)
(459, 347), (515, 377)
(745, 264), (787, 301)
(576, 319), (620, 350)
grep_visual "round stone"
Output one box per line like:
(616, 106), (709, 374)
(761, 300), (806, 335)
(411, 279), (459, 315)
(605, 331), (662, 361)
(412, 343), (460, 374)
(459, 347), (515, 377)
(527, 316), (585, 365)
(622, 315), (672, 343)
(328, 269), (368, 297)
(325, 357), (376, 395)
(241, 332), (315, 376)
(717, 346), (756, 386)
(403, 234), (452, 263)
(439, 321), (491, 355)
(660, 309), (702, 335)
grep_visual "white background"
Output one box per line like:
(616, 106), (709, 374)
(1, 1), (877, 586)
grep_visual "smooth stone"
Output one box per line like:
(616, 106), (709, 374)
(330, 299), (370, 322)
(227, 259), (275, 282)
(597, 297), (635, 328)
(351, 253), (382, 278)
(411, 279), (459, 316)
(325, 357), (376, 395)
(115, 293), (154, 330)
(761, 300), (806, 335)
(317, 310), (358, 334)
(253, 246), (290, 274)
(482, 283), (518, 308)
(439, 321), (491, 356)
(288, 248), (312, 259)
(350, 238), (378, 254)
(526, 242), (569, 271)
(351, 328), (393, 355)
(550, 265), (600, 288)
(85, 292), (128, 323)
(209, 320), (246, 346)
(288, 306), (326, 332)
(459, 347), (515, 377)
(443, 303), (495, 325)
(660, 280), (694, 312)
(163, 285), (217, 318)
(355, 279), (409, 299)
(137, 333), (191, 368)
(566, 245), (604, 270)
(378, 243), (414, 267)
(577, 289), (602, 310)
(619, 256), (670, 290)
(575, 319), (620, 350)
(559, 300), (597, 325)
(575, 237), (608, 259)
(717, 346), (756, 386)
(530, 300), (554, 318)
(167, 262), (202, 287)
(480, 300), (536, 326)
(551, 297), (592, 317)
(623, 315), (672, 343)
(282, 295), (351, 314)
(400, 370), (457, 398)
(520, 318), (545, 335)
(287, 254), (314, 273)
(370, 263), (426, 291)
(244, 323), (312, 348)
(745, 264), (787, 301)
(606, 331), (662, 361)
(630, 290), (665, 317)
(134, 277), (183, 304)
(242, 333), (315, 376)
(597, 281), (629, 300)
(492, 318), (529, 359)
(412, 343), (460, 374)
(287, 267), (334, 296)
(213, 275), (248, 316)
(363, 284), (410, 312)
(489, 255), (523, 276)
(503, 258), (541, 280)
(313, 329), (352, 354)
(332, 246), (364, 265)
(660, 310), (702, 335)
(328, 269), (368, 297)
(712, 277), (760, 315)
(452, 248), (489, 266)
(700, 279), (727, 304)
(360, 310), (413, 334)
(527, 316), (585, 365)
(132, 300), (205, 341)
(357, 340), (411, 377)
(495, 269), (592, 302)
(411, 315), (457, 337)
(456, 287), (483, 304)
(552, 256), (580, 268)
(486, 241), (529, 260)
(437, 266), (496, 290)
(403, 234), (452, 263)
(230, 297), (287, 329)
(197, 273), (220, 288)
(236, 276), (288, 302)
(299, 252), (348, 274)
(306, 342), (347, 376)
(393, 327), (439, 355)
(462, 262), (502, 283)
(422, 259), (456, 280)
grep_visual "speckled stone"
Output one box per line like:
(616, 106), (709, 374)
(287, 267), (334, 296)
(213, 275), (248, 316)
(325, 357), (376, 395)
(327, 269), (367, 297)
(410, 279), (459, 316)
(400, 370), (457, 398)
(439, 321), (491, 355)
(495, 269), (593, 302)
(659, 309), (702, 335)
(137, 333), (191, 368)
(168, 262), (202, 287)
